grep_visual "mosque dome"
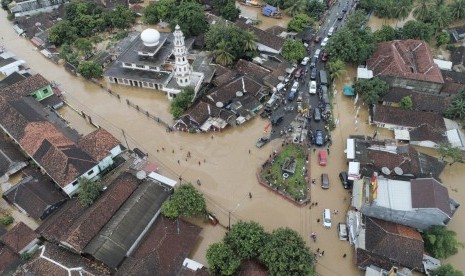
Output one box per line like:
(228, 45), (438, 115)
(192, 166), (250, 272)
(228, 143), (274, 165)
(141, 28), (160, 47)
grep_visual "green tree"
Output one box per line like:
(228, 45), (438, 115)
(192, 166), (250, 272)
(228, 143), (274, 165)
(48, 20), (78, 46)
(243, 30), (257, 53)
(393, 0), (413, 23)
(0, 214), (14, 226)
(327, 59), (347, 81)
(286, 0), (307, 16)
(413, 0), (433, 21)
(259, 228), (315, 275)
(171, 1), (208, 37)
(425, 5), (452, 31)
(326, 27), (375, 64)
(423, 226), (462, 259)
(206, 243), (241, 276)
(430, 264), (464, 276)
(446, 98), (465, 120)
(224, 221), (268, 259)
(353, 78), (389, 105)
(436, 31), (450, 46)
(143, 0), (177, 24)
(214, 0), (240, 22)
(60, 44), (80, 67)
(306, 0), (326, 20)
(1, 0), (12, 10)
(78, 178), (102, 207)
(449, 0), (465, 19)
(107, 5), (136, 29)
(287, 13), (313, 32)
(373, 25), (397, 43)
(77, 61), (103, 79)
(345, 10), (368, 31)
(170, 87), (195, 118)
(74, 38), (93, 57)
(400, 20), (434, 40)
(400, 95), (413, 109)
(161, 184), (206, 218)
(282, 39), (306, 64)
(213, 40), (235, 66)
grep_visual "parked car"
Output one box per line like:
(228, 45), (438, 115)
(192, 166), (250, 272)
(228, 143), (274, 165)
(309, 81), (317, 94)
(321, 52), (329, 62)
(291, 81), (299, 92)
(310, 68), (317, 79)
(328, 27), (334, 37)
(288, 89), (297, 101)
(318, 150), (327, 166)
(321, 37), (329, 47)
(342, 6), (348, 12)
(339, 171), (349, 189)
(301, 56), (310, 65)
(310, 56), (317, 68)
(294, 67), (304, 78)
(314, 107), (321, 121)
(323, 208), (332, 228)
(321, 173), (329, 189)
(314, 36), (321, 43)
(338, 223), (348, 240)
(271, 112), (284, 126)
(314, 49), (321, 58)
(337, 13), (344, 20)
(315, 129), (324, 146)
(256, 136), (270, 148)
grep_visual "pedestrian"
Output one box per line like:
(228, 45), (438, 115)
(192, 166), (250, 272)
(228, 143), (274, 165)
(315, 202), (318, 206)
(343, 254), (347, 258)
(162, 147), (165, 151)
(313, 148), (316, 153)
(156, 149), (159, 152)
(249, 149), (251, 154)
(321, 251), (325, 256)
(317, 218), (320, 223)
(204, 159), (206, 163)
(185, 158), (187, 162)
(327, 147), (330, 155)
(319, 252), (322, 257)
(211, 135), (214, 139)
(249, 192), (252, 199)
(198, 161), (201, 166)
(317, 248), (320, 253)
(172, 149), (175, 154)
(177, 160), (180, 164)
(179, 176), (182, 181)
(197, 179), (201, 186)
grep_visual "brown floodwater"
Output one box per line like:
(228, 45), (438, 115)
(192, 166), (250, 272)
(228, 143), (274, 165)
(236, 2), (291, 30)
(367, 11), (415, 31)
(1, 8), (464, 274)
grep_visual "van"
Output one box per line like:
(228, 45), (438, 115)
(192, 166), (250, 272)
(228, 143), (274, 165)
(323, 209), (332, 228)
(338, 223), (348, 240)
(314, 49), (321, 59)
(319, 70), (328, 85)
(328, 27), (334, 37)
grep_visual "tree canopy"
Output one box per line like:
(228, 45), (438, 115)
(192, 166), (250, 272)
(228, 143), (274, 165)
(288, 14), (313, 32)
(206, 242), (241, 275)
(430, 264), (464, 276)
(282, 39), (306, 64)
(307, 0), (326, 20)
(437, 143), (464, 165)
(373, 25), (397, 43)
(446, 89), (465, 120)
(213, 0), (240, 21)
(327, 59), (347, 81)
(399, 95), (413, 109)
(170, 87), (195, 118)
(77, 61), (103, 79)
(161, 184), (206, 218)
(224, 221), (268, 259)
(353, 78), (389, 105)
(48, 20), (78, 46)
(259, 227), (315, 275)
(326, 27), (375, 64)
(423, 226), (461, 259)
(78, 178), (102, 207)
(399, 20), (435, 41)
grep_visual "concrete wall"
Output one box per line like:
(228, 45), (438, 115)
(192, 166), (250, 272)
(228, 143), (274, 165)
(380, 76), (443, 94)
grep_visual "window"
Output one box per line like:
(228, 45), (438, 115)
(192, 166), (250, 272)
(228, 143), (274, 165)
(136, 64), (145, 69)
(72, 180), (78, 186)
(87, 169), (94, 175)
(31, 94), (37, 99)
(123, 63), (132, 67)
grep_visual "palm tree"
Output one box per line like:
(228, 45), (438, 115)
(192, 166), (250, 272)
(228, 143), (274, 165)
(393, 0), (412, 26)
(213, 40), (234, 66)
(446, 98), (465, 119)
(243, 30), (257, 52)
(285, 0), (306, 16)
(449, 0), (465, 19)
(413, 0), (433, 21)
(328, 59), (347, 81)
(431, 5), (452, 30)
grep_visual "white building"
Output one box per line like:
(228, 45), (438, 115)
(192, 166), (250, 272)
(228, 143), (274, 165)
(0, 51), (26, 76)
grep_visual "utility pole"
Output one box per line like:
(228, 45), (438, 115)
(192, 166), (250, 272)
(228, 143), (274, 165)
(121, 129), (130, 150)
(228, 211), (231, 230)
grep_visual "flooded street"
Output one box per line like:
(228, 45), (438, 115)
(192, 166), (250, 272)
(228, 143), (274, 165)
(0, 8), (464, 275)
(237, 3), (291, 29)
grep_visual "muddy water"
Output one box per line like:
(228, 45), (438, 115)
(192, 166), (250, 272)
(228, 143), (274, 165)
(1, 8), (464, 275)
(236, 2), (291, 30)
(367, 11), (415, 31)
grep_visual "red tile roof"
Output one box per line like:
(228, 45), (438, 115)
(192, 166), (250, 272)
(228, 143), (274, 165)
(411, 178), (452, 217)
(0, 244), (20, 275)
(373, 105), (446, 131)
(367, 40), (444, 84)
(0, 222), (37, 253)
(78, 128), (121, 160)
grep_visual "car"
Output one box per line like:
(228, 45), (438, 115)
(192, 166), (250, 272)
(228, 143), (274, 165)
(313, 36), (321, 43)
(318, 150), (327, 166)
(338, 223), (348, 240)
(310, 68), (317, 79)
(321, 37), (329, 47)
(309, 81), (317, 94)
(294, 67), (304, 78)
(323, 208), (332, 228)
(342, 6), (348, 12)
(315, 129), (324, 146)
(256, 136), (270, 148)
(310, 56), (317, 68)
(288, 89), (297, 101)
(328, 27), (334, 37)
(271, 112), (284, 126)
(314, 107), (321, 121)
(321, 173), (329, 189)
(301, 56), (310, 65)
(321, 52), (329, 62)
(314, 49), (321, 58)
(339, 171), (350, 189)
(291, 81), (299, 92)
(337, 13), (344, 20)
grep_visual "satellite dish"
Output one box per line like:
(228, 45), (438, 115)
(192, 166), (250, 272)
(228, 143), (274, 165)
(394, 167), (403, 175)
(136, 170), (147, 180)
(236, 91), (244, 97)
(216, 102), (224, 108)
(381, 167), (391, 175)
(278, 76), (285, 81)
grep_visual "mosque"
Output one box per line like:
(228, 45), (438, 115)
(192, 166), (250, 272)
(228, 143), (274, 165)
(103, 25), (212, 99)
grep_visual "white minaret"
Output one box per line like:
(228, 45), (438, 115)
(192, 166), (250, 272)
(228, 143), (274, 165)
(173, 25), (191, 87)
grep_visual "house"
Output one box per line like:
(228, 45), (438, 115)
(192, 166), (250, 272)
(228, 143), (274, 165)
(0, 73), (54, 102)
(367, 40), (444, 94)
(447, 26), (465, 43)
(234, 59), (285, 90)
(207, 76), (267, 106)
(408, 123), (448, 148)
(355, 217), (424, 271)
(3, 168), (67, 220)
(0, 72), (28, 88)
(451, 46), (465, 69)
(174, 101), (235, 132)
(13, 242), (111, 275)
(354, 177), (459, 230)
(0, 134), (27, 182)
(440, 70), (465, 96)
(380, 88), (450, 114)
(103, 26), (212, 99)
(0, 52), (26, 76)
(116, 216), (202, 275)
(0, 243), (20, 275)
(8, 0), (67, 17)
(351, 137), (446, 180)
(235, 19), (286, 54)
(0, 222), (39, 254)
(372, 105), (446, 131)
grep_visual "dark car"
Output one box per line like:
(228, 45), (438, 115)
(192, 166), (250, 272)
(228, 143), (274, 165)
(339, 172), (349, 189)
(256, 136), (270, 148)
(321, 52), (329, 62)
(271, 112), (284, 126)
(315, 130), (324, 146)
(314, 107), (321, 121)
(321, 173), (330, 189)
(314, 36), (321, 43)
(337, 13), (344, 20)
(310, 68), (317, 80)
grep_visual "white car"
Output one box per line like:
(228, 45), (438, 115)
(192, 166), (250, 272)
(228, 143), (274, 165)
(321, 37), (329, 47)
(301, 56), (310, 66)
(323, 208), (332, 228)
(309, 81), (317, 94)
(291, 81), (299, 92)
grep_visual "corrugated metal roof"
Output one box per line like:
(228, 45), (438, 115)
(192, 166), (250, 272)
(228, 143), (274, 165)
(375, 178), (412, 211)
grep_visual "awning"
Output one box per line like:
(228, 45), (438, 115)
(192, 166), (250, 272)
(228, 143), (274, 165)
(346, 138), (355, 159)
(348, 162), (360, 180)
(148, 172), (177, 188)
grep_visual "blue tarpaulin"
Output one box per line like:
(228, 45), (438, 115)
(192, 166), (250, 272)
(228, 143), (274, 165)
(262, 4), (277, 16)
(343, 85), (355, 96)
